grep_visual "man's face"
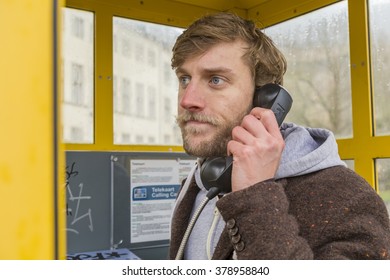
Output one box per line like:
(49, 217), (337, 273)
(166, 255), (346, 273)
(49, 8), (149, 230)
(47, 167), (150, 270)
(175, 40), (254, 157)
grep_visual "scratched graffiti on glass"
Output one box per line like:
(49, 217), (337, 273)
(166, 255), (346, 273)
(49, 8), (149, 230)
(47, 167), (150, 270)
(65, 162), (94, 234)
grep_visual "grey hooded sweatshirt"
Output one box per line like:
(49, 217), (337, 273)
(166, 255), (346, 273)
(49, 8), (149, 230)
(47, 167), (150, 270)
(179, 123), (346, 259)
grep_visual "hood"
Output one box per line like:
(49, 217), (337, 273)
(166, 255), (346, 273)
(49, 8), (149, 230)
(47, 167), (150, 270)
(275, 123), (346, 179)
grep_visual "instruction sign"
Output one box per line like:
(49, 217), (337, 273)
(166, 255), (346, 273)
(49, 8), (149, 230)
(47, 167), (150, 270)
(130, 159), (195, 243)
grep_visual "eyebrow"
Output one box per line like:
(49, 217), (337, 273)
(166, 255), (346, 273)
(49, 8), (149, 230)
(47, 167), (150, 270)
(175, 66), (234, 76)
(203, 67), (234, 75)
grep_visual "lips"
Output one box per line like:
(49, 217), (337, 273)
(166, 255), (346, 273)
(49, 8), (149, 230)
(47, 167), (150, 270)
(186, 120), (210, 126)
(182, 119), (214, 134)
(187, 120), (211, 128)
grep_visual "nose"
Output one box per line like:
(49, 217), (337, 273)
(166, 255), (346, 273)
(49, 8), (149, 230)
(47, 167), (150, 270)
(179, 80), (205, 112)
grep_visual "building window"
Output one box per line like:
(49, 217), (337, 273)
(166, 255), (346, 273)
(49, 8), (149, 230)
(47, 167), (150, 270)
(164, 134), (171, 144)
(122, 133), (131, 143)
(135, 135), (144, 143)
(72, 16), (84, 39)
(71, 63), (83, 105)
(148, 49), (156, 67)
(148, 86), (156, 120)
(164, 97), (171, 122)
(70, 126), (83, 142)
(135, 83), (145, 117)
(122, 39), (131, 58)
(135, 44), (144, 62)
(164, 62), (172, 85)
(122, 78), (131, 115)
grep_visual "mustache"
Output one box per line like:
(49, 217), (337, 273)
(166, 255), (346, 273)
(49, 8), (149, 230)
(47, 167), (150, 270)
(176, 112), (221, 126)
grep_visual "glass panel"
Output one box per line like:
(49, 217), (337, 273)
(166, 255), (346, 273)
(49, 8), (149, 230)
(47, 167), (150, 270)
(369, 0), (390, 136)
(113, 17), (183, 145)
(376, 159), (390, 215)
(265, 1), (352, 139)
(62, 8), (94, 143)
(343, 160), (355, 170)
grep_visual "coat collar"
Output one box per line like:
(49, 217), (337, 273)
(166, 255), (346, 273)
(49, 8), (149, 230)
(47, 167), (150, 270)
(169, 178), (233, 259)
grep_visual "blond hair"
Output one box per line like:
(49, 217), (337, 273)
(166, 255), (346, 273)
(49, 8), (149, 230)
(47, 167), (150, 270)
(171, 12), (287, 86)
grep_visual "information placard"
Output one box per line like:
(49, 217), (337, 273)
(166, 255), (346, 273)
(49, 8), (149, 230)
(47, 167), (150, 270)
(129, 159), (194, 243)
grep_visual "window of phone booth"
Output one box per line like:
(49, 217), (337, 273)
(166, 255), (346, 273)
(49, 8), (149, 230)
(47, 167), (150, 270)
(369, 0), (390, 136)
(376, 159), (390, 215)
(113, 17), (183, 145)
(344, 159), (355, 171)
(265, 1), (352, 139)
(62, 8), (94, 144)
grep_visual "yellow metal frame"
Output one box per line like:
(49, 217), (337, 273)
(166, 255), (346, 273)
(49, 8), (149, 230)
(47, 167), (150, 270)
(338, 0), (390, 190)
(0, 0), (66, 259)
(248, 0), (341, 26)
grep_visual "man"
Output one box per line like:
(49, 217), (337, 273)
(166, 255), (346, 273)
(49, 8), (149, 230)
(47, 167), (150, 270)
(169, 12), (390, 259)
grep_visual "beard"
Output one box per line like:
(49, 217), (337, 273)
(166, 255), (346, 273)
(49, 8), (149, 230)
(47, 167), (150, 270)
(176, 106), (252, 157)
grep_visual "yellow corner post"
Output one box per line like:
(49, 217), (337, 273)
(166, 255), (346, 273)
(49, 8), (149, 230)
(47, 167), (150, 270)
(0, 0), (65, 259)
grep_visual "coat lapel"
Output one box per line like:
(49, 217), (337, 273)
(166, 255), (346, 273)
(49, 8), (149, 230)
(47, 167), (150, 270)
(169, 179), (200, 259)
(212, 226), (234, 259)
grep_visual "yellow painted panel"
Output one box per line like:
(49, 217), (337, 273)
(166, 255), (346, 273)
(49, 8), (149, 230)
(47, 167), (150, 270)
(347, 0), (374, 186)
(348, 0), (372, 140)
(248, 0), (340, 27)
(56, 0), (67, 260)
(67, 0), (233, 28)
(94, 10), (114, 147)
(338, 135), (390, 190)
(338, 136), (390, 160)
(0, 0), (62, 259)
(65, 143), (185, 152)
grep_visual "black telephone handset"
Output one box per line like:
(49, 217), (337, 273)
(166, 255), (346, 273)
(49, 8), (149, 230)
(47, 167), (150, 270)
(200, 83), (293, 194)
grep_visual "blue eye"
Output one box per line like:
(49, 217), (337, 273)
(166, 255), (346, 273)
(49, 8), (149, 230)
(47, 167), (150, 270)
(210, 77), (223, 85)
(179, 76), (190, 87)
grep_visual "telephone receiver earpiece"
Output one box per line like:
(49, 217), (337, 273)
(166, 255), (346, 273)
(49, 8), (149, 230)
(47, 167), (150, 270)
(253, 83), (293, 126)
(200, 83), (293, 194)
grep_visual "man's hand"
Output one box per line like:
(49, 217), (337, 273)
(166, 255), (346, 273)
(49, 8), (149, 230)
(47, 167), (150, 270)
(227, 107), (285, 192)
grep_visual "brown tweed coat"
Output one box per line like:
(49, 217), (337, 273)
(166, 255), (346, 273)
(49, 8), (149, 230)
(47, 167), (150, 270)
(169, 166), (390, 259)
